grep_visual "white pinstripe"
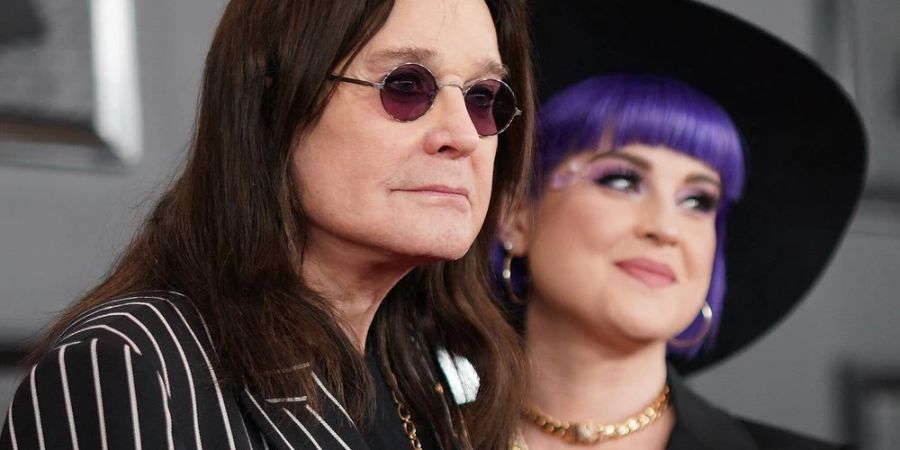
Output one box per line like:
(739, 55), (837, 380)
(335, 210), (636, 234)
(237, 406), (254, 450)
(87, 300), (203, 449)
(264, 397), (307, 404)
(3, 292), (372, 450)
(181, 298), (257, 449)
(79, 312), (172, 396)
(58, 295), (160, 338)
(57, 343), (81, 450)
(312, 374), (353, 425)
(124, 346), (142, 450)
(160, 298), (236, 450)
(6, 399), (18, 450)
(182, 299), (216, 350)
(28, 367), (45, 450)
(89, 339), (109, 450)
(304, 405), (351, 450)
(157, 374), (174, 450)
(284, 410), (323, 450)
(244, 388), (295, 450)
(62, 325), (143, 356)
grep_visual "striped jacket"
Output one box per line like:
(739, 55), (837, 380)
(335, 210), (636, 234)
(0, 292), (377, 450)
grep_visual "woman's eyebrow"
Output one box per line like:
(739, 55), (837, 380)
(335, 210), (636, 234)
(685, 173), (722, 189)
(588, 151), (651, 171)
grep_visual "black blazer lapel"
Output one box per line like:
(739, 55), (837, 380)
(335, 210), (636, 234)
(666, 367), (758, 450)
(238, 372), (370, 450)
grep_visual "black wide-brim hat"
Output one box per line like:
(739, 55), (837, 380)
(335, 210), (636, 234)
(530, 0), (867, 374)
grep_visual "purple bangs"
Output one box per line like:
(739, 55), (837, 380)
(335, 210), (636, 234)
(498, 75), (746, 359)
(536, 75), (745, 201)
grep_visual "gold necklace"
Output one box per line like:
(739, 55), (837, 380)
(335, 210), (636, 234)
(380, 356), (424, 450)
(389, 388), (424, 450)
(521, 384), (670, 445)
(509, 429), (530, 450)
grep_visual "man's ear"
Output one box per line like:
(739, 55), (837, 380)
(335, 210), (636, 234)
(498, 200), (532, 257)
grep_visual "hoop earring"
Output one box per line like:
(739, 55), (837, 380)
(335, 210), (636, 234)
(668, 302), (713, 348)
(502, 241), (526, 305)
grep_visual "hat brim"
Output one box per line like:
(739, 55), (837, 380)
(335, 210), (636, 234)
(530, 0), (866, 374)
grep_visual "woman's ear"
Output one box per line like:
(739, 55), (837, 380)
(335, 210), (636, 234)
(499, 201), (532, 257)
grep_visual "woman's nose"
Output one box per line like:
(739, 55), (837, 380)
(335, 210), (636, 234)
(634, 200), (681, 246)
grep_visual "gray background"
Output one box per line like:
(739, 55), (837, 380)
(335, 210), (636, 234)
(1, 0), (899, 444)
(0, 0), (94, 121)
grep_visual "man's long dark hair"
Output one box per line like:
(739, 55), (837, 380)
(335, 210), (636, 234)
(33, 0), (535, 448)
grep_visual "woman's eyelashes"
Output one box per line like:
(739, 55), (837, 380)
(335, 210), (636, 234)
(584, 160), (721, 214)
(679, 190), (720, 213)
(589, 165), (643, 193)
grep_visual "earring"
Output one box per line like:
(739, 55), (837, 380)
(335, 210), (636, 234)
(502, 241), (526, 305)
(668, 302), (713, 348)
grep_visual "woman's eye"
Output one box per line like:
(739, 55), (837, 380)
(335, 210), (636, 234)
(681, 193), (720, 213)
(594, 172), (641, 192)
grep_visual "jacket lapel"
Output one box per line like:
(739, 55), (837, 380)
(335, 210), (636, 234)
(238, 370), (371, 450)
(665, 367), (758, 450)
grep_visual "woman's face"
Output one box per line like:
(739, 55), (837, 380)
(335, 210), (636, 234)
(511, 144), (720, 347)
(293, 0), (505, 267)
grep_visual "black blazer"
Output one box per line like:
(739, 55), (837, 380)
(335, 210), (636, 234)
(0, 292), (380, 450)
(666, 367), (852, 450)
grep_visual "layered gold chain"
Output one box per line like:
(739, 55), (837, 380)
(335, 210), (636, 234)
(521, 384), (670, 445)
(389, 388), (424, 450)
(381, 356), (425, 450)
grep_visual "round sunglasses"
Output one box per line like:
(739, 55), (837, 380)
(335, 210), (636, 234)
(329, 63), (522, 137)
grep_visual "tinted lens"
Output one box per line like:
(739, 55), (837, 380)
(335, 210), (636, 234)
(464, 79), (518, 136)
(380, 64), (437, 121)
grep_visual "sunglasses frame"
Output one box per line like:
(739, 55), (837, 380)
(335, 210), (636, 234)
(329, 62), (522, 137)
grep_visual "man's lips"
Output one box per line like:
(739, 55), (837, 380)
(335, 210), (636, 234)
(615, 258), (676, 288)
(396, 185), (470, 200)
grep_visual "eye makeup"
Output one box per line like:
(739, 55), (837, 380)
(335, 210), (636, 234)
(677, 187), (721, 213)
(552, 149), (723, 217)
(583, 159), (644, 194)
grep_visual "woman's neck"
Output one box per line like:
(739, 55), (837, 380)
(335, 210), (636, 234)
(521, 301), (674, 449)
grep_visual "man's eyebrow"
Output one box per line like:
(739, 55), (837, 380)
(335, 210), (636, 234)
(364, 46), (509, 79)
(478, 58), (510, 79)
(364, 46), (438, 70)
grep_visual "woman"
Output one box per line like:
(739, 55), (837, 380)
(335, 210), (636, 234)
(497, 2), (865, 448)
(500, 74), (853, 450)
(1, 0), (534, 449)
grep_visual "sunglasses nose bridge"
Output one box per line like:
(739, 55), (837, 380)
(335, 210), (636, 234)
(428, 84), (481, 142)
(437, 81), (466, 92)
(432, 82), (471, 112)
(432, 82), (467, 109)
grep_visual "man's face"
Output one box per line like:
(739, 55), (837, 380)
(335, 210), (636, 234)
(293, 0), (506, 267)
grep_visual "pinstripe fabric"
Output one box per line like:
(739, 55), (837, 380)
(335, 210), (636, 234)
(0, 292), (372, 450)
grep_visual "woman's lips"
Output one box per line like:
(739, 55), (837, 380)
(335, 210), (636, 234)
(615, 258), (676, 288)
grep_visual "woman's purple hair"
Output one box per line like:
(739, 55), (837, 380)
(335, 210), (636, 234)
(499, 74), (746, 358)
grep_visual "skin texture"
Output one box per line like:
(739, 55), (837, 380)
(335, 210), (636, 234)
(292, 0), (505, 348)
(505, 144), (722, 450)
